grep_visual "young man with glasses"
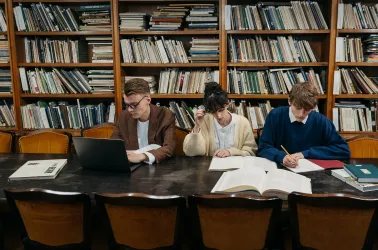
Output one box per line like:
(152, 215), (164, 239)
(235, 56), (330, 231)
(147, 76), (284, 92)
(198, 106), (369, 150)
(111, 78), (176, 164)
(257, 82), (350, 168)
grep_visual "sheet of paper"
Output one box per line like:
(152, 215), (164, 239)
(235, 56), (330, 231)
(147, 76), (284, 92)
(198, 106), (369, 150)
(208, 156), (244, 171)
(243, 156), (277, 172)
(127, 144), (161, 154)
(286, 159), (324, 173)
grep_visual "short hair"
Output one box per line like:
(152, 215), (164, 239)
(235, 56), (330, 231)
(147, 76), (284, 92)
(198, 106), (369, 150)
(289, 82), (318, 110)
(124, 78), (150, 96)
(203, 82), (228, 113)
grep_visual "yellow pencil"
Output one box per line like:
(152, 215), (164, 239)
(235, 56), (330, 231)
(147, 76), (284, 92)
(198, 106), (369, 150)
(280, 145), (294, 160)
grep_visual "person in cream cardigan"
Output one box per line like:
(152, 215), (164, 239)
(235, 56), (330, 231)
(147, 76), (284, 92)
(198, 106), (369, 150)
(183, 82), (257, 157)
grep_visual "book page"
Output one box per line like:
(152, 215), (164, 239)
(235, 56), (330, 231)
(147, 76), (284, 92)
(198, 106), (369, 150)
(262, 169), (312, 199)
(208, 156), (244, 171)
(243, 156), (277, 172)
(214, 167), (267, 193)
(286, 159), (324, 173)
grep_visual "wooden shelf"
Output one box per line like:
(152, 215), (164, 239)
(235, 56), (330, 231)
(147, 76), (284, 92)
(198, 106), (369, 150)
(121, 63), (219, 67)
(21, 94), (114, 98)
(335, 94), (378, 99)
(227, 30), (330, 35)
(18, 63), (113, 67)
(0, 93), (12, 98)
(0, 32), (6, 35)
(0, 63), (10, 67)
(337, 29), (378, 34)
(0, 127), (16, 131)
(16, 31), (112, 36)
(120, 30), (219, 35)
(227, 62), (328, 67)
(228, 94), (327, 99)
(13, 0), (109, 2)
(336, 62), (378, 67)
(151, 94), (203, 98)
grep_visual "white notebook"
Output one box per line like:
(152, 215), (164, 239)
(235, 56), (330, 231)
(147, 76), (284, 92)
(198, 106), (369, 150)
(209, 156), (277, 172)
(211, 167), (312, 200)
(9, 159), (67, 181)
(285, 159), (324, 173)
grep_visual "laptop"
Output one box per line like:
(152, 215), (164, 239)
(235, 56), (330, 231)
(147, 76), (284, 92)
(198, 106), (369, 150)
(72, 137), (143, 173)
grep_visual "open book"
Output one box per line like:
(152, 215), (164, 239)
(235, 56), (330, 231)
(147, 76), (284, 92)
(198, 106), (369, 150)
(285, 159), (324, 173)
(211, 167), (312, 200)
(9, 159), (67, 181)
(209, 156), (277, 172)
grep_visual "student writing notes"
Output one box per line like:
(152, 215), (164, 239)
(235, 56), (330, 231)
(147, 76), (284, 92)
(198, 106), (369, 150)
(111, 78), (176, 164)
(183, 82), (257, 157)
(257, 82), (350, 168)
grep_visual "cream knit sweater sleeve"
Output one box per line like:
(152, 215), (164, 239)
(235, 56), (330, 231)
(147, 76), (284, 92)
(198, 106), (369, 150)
(227, 116), (257, 156)
(183, 118), (209, 156)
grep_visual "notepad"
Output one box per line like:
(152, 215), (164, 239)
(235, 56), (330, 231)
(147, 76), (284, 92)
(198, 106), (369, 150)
(209, 156), (277, 172)
(9, 159), (67, 181)
(285, 159), (324, 173)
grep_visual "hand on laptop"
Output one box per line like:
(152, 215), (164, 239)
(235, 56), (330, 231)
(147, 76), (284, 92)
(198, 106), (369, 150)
(127, 152), (148, 163)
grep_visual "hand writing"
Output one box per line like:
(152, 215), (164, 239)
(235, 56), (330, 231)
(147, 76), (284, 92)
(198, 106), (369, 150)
(283, 155), (298, 168)
(291, 152), (304, 160)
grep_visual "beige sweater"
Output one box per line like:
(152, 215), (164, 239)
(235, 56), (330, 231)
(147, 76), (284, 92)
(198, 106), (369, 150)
(183, 114), (257, 156)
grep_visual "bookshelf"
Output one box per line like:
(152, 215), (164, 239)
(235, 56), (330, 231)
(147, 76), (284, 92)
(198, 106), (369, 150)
(0, 0), (375, 138)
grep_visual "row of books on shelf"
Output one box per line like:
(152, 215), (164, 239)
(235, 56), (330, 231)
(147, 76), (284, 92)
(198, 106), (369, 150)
(19, 68), (114, 94)
(228, 35), (317, 63)
(227, 67), (325, 95)
(225, 1), (328, 31)
(0, 100), (15, 128)
(14, 4), (111, 32)
(21, 100), (115, 129)
(334, 68), (378, 94)
(333, 100), (377, 132)
(121, 37), (219, 64)
(337, 3), (378, 30)
(335, 35), (378, 62)
(0, 69), (12, 93)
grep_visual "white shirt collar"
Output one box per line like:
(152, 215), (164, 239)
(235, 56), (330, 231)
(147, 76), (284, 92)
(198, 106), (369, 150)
(289, 107), (308, 124)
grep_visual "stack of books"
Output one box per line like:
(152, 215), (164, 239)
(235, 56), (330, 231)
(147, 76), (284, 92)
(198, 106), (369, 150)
(149, 5), (187, 31)
(227, 67), (325, 95)
(189, 38), (219, 63)
(78, 5), (111, 31)
(334, 68), (378, 94)
(120, 37), (188, 63)
(13, 3), (79, 31)
(0, 69), (11, 93)
(226, 1), (328, 30)
(125, 76), (157, 94)
(333, 101), (377, 132)
(19, 68), (91, 94)
(337, 3), (378, 29)
(229, 100), (274, 129)
(86, 37), (113, 63)
(363, 35), (378, 62)
(229, 35), (318, 63)
(332, 164), (378, 192)
(186, 4), (218, 30)
(335, 37), (363, 62)
(0, 36), (8, 63)
(87, 70), (114, 94)
(167, 101), (195, 129)
(157, 68), (219, 94)
(119, 12), (148, 31)
(0, 100), (15, 128)
(0, 7), (6, 32)
(21, 100), (115, 129)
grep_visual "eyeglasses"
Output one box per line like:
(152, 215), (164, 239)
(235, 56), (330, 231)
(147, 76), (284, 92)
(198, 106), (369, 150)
(125, 96), (147, 110)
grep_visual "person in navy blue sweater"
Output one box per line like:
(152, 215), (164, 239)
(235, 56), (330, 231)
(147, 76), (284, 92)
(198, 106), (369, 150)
(257, 82), (350, 168)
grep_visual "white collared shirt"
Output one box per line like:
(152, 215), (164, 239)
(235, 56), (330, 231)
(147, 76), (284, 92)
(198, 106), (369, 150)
(214, 113), (236, 150)
(289, 107), (309, 124)
(137, 120), (155, 164)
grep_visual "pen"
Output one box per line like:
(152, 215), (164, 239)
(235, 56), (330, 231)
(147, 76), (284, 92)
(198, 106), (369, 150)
(280, 145), (295, 161)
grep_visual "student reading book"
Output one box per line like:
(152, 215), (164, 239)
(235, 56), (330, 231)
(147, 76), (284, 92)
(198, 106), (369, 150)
(209, 156), (277, 172)
(211, 167), (312, 200)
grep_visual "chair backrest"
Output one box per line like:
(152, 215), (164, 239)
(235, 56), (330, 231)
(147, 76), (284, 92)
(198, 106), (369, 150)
(82, 123), (115, 139)
(289, 192), (378, 250)
(347, 135), (378, 158)
(4, 188), (91, 249)
(175, 126), (190, 156)
(95, 193), (186, 250)
(19, 130), (71, 154)
(0, 131), (13, 153)
(188, 194), (282, 250)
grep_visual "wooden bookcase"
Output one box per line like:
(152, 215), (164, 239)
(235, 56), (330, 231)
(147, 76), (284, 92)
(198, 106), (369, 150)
(1, 0), (377, 138)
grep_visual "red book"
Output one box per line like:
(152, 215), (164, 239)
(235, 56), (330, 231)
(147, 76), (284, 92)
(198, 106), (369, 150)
(308, 159), (344, 169)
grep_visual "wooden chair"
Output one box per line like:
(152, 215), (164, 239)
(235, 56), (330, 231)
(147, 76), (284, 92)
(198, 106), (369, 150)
(175, 126), (190, 156)
(188, 194), (282, 250)
(347, 135), (378, 158)
(18, 130), (71, 154)
(288, 192), (378, 250)
(95, 193), (186, 250)
(0, 131), (14, 153)
(82, 123), (115, 139)
(4, 188), (91, 250)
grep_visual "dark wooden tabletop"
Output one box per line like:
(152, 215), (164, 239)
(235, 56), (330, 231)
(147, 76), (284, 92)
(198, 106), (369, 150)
(0, 154), (378, 200)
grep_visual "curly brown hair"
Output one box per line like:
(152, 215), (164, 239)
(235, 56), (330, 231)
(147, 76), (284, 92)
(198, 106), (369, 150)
(124, 78), (150, 96)
(289, 82), (318, 110)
